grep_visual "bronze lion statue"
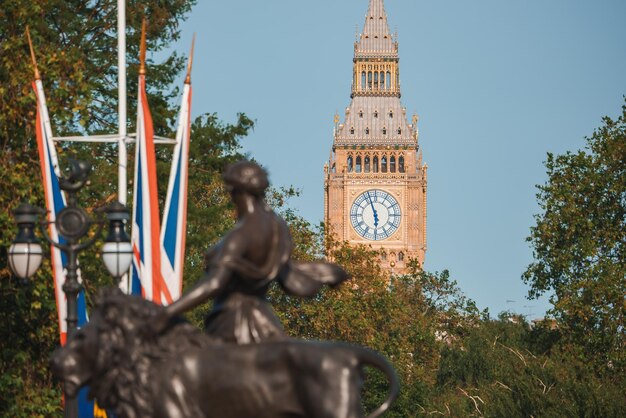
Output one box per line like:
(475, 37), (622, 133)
(51, 289), (399, 418)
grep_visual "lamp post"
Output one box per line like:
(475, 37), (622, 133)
(8, 159), (132, 418)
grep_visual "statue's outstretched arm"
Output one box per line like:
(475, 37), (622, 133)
(164, 265), (231, 319)
(148, 265), (232, 335)
(163, 231), (245, 322)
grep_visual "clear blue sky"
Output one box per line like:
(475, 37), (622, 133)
(167, 0), (626, 318)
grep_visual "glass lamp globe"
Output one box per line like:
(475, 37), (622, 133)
(103, 201), (132, 279)
(9, 203), (44, 279)
(9, 242), (43, 279)
(102, 241), (133, 279)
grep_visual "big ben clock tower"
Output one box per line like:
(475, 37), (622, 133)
(324, 0), (427, 272)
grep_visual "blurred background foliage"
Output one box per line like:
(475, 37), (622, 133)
(1, 1), (624, 416)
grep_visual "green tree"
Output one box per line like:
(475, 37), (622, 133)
(432, 317), (626, 417)
(523, 100), (626, 371)
(0, 0), (194, 148)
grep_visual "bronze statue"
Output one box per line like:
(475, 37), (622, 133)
(151, 161), (348, 343)
(51, 289), (399, 418)
(50, 161), (400, 417)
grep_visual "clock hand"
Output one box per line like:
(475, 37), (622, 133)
(367, 192), (379, 228)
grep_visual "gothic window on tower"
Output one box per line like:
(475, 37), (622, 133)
(359, 110), (363, 118)
(390, 156), (396, 173)
(373, 156), (379, 172)
(374, 110), (378, 118)
(355, 156), (362, 173)
(386, 72), (391, 90)
(380, 71), (385, 89)
(381, 252), (387, 261)
(350, 127), (354, 134)
(374, 72), (378, 89)
(397, 127), (402, 135)
(364, 156), (371, 172)
(381, 156), (388, 173)
(382, 127), (387, 135)
(389, 110), (393, 118)
(398, 252), (404, 262)
(399, 156), (405, 173)
(365, 127), (370, 135)
(367, 72), (372, 90)
(361, 72), (366, 91)
(347, 156), (353, 172)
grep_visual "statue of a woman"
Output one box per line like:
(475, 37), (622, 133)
(152, 161), (347, 344)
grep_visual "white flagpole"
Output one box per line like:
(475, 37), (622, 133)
(117, 0), (130, 293)
(118, 0), (127, 205)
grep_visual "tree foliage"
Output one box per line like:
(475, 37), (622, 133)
(432, 318), (625, 417)
(523, 100), (626, 370)
(0, 0), (194, 149)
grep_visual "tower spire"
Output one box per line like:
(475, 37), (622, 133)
(351, 0), (400, 97)
(356, 0), (395, 56)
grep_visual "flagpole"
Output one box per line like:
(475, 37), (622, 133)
(118, 0), (127, 205)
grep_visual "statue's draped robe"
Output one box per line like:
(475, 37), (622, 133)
(204, 215), (347, 344)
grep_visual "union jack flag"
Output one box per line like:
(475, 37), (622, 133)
(33, 78), (99, 417)
(129, 72), (171, 304)
(159, 78), (192, 302)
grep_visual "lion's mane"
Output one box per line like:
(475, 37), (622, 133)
(87, 289), (214, 418)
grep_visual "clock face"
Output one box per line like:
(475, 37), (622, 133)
(350, 189), (401, 241)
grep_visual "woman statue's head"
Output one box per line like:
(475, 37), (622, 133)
(223, 161), (269, 198)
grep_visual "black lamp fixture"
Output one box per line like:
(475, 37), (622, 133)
(7, 159), (132, 418)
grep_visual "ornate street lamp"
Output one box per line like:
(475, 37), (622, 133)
(7, 159), (132, 418)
